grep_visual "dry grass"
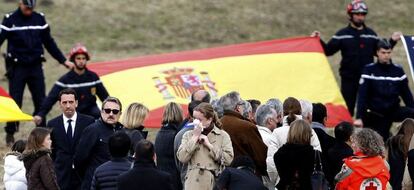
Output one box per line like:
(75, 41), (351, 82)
(0, 0), (413, 187)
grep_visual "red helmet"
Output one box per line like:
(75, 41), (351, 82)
(69, 43), (90, 62)
(347, 0), (368, 15)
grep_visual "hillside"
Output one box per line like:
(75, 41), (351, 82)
(0, 0), (413, 185)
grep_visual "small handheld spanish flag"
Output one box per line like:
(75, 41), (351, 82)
(0, 86), (33, 122)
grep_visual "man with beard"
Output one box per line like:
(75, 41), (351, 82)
(34, 43), (109, 125)
(311, 0), (401, 116)
(74, 97), (125, 190)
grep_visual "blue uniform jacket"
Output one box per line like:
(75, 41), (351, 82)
(37, 69), (109, 118)
(0, 8), (66, 65)
(321, 24), (396, 79)
(356, 62), (414, 118)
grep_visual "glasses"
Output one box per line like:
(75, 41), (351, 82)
(103, 108), (120, 114)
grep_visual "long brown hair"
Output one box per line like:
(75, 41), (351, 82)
(287, 120), (312, 145)
(24, 127), (51, 152)
(283, 97), (302, 125)
(193, 102), (222, 129)
(388, 118), (414, 159)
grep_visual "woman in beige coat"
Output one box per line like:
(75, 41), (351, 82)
(177, 102), (234, 190)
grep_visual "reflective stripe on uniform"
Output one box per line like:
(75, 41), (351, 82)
(55, 80), (102, 88)
(332, 35), (354, 39)
(0, 24), (48, 31)
(361, 74), (407, 81)
(360, 34), (378, 39)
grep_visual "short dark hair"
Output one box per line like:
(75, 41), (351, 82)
(247, 99), (261, 114)
(188, 100), (202, 118)
(134, 139), (154, 161)
(58, 88), (78, 101)
(312, 103), (327, 125)
(102, 97), (122, 111)
(108, 132), (131, 158)
(377, 38), (392, 51)
(12, 140), (26, 153)
(335, 121), (354, 142)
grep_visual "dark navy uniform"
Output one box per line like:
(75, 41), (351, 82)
(37, 69), (109, 119)
(356, 62), (414, 140)
(0, 8), (66, 134)
(321, 24), (396, 116)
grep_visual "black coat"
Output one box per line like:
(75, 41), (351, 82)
(74, 119), (124, 190)
(312, 124), (335, 186)
(386, 137), (406, 190)
(154, 122), (181, 190)
(91, 158), (131, 190)
(117, 160), (173, 190)
(321, 24), (395, 79)
(216, 167), (267, 190)
(327, 141), (354, 186)
(274, 143), (315, 190)
(48, 113), (95, 190)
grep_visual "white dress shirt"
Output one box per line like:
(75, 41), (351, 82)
(62, 112), (77, 137)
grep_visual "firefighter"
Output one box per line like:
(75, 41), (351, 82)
(311, 0), (402, 116)
(33, 43), (109, 125)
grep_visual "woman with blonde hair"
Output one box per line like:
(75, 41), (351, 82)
(155, 102), (184, 190)
(177, 102), (234, 190)
(386, 118), (414, 190)
(21, 127), (59, 190)
(122, 102), (149, 156)
(274, 119), (316, 189)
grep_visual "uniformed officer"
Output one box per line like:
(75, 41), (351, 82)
(0, 0), (74, 145)
(33, 43), (109, 125)
(311, 0), (402, 116)
(354, 39), (414, 140)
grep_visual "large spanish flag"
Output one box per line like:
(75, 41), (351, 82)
(89, 37), (352, 128)
(0, 86), (33, 122)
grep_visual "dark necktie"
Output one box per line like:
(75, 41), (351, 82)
(67, 119), (73, 145)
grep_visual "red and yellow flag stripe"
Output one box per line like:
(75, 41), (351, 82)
(89, 37), (353, 127)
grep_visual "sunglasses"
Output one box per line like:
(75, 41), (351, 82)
(103, 108), (120, 114)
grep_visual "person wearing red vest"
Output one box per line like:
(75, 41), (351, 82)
(335, 128), (390, 190)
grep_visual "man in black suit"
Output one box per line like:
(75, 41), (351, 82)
(118, 139), (173, 190)
(47, 88), (95, 190)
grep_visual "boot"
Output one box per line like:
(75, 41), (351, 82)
(6, 133), (14, 147)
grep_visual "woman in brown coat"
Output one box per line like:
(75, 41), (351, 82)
(21, 127), (60, 190)
(177, 103), (234, 190)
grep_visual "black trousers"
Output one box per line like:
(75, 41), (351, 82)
(362, 107), (414, 141)
(5, 63), (46, 134)
(340, 77), (360, 116)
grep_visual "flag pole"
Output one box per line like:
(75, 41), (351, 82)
(401, 34), (414, 82)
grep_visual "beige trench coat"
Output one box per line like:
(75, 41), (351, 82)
(177, 126), (234, 190)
